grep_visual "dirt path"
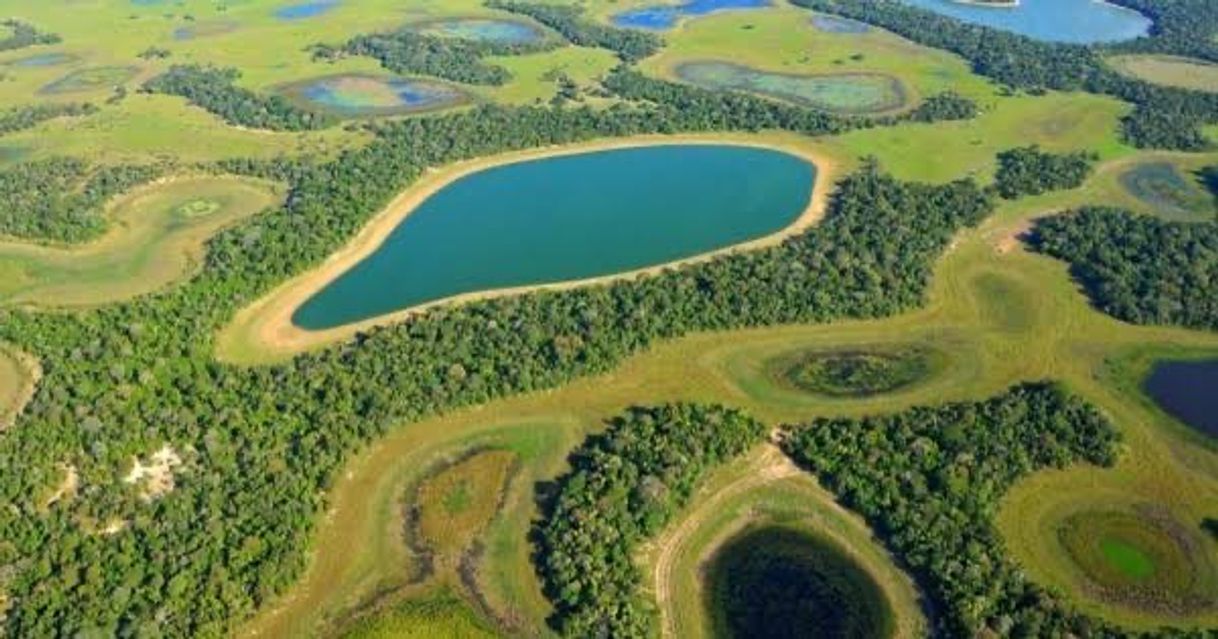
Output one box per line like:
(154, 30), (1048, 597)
(650, 443), (802, 639)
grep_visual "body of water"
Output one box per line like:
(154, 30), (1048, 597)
(416, 18), (544, 44)
(293, 144), (816, 330)
(1144, 359), (1218, 438)
(612, 0), (771, 31)
(280, 74), (466, 117)
(897, 0), (1151, 44)
(275, 0), (339, 21)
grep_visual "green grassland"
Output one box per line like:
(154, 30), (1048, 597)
(0, 176), (282, 307)
(639, 6), (997, 110)
(233, 146), (1218, 636)
(2, 1), (1217, 637)
(1108, 54), (1218, 93)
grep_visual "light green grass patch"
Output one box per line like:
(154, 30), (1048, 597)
(1108, 55), (1218, 93)
(0, 175), (283, 307)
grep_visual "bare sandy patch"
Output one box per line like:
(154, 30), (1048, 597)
(42, 463), (78, 510)
(124, 445), (183, 500)
(217, 133), (842, 364)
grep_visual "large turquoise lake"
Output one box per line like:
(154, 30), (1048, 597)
(898, 0), (1151, 44)
(293, 145), (815, 330)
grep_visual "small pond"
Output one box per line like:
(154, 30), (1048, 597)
(704, 526), (893, 639)
(1144, 359), (1218, 439)
(413, 18), (545, 44)
(896, 0), (1151, 44)
(612, 0), (771, 31)
(8, 53), (74, 68)
(676, 61), (907, 114)
(293, 144), (816, 330)
(279, 74), (467, 117)
(275, 0), (339, 21)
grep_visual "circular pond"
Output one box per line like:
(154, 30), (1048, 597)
(292, 144), (817, 330)
(676, 61), (907, 115)
(1119, 162), (1217, 223)
(1144, 358), (1218, 438)
(279, 74), (467, 118)
(896, 0), (1151, 44)
(613, 0), (771, 31)
(40, 66), (138, 94)
(274, 0), (338, 21)
(705, 525), (893, 639)
(769, 347), (938, 398)
(412, 18), (545, 44)
(1057, 509), (1218, 614)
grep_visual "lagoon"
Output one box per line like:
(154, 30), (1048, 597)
(612, 0), (771, 31)
(293, 144), (815, 330)
(897, 0), (1151, 44)
(279, 74), (466, 118)
(1144, 359), (1218, 438)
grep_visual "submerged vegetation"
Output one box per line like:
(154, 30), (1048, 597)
(771, 348), (935, 397)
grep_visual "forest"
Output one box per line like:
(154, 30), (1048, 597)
(791, 0), (1218, 150)
(0, 103), (97, 137)
(1031, 207), (1218, 331)
(781, 383), (1124, 637)
(992, 146), (1096, 199)
(490, 1), (663, 63)
(0, 94), (993, 633)
(0, 158), (163, 243)
(311, 26), (557, 86)
(534, 403), (766, 637)
(142, 65), (333, 132)
(0, 19), (59, 52)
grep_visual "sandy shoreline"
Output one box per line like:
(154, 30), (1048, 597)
(216, 133), (842, 364)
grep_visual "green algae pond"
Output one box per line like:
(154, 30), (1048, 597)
(675, 61), (908, 115)
(292, 144), (816, 330)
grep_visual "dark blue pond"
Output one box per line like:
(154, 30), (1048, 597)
(897, 0), (1151, 44)
(613, 0), (771, 31)
(811, 15), (871, 34)
(275, 0), (338, 21)
(1144, 359), (1218, 438)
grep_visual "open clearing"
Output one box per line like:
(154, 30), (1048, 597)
(0, 176), (282, 308)
(1109, 55), (1218, 93)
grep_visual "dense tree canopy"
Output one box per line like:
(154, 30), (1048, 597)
(782, 383), (1124, 637)
(0, 158), (162, 243)
(490, 1), (663, 63)
(0, 103), (96, 137)
(993, 145), (1096, 199)
(142, 65), (333, 131)
(535, 404), (767, 637)
(311, 27), (557, 86)
(1031, 207), (1218, 331)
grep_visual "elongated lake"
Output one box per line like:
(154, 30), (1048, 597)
(897, 0), (1151, 44)
(293, 144), (816, 330)
(1144, 359), (1218, 439)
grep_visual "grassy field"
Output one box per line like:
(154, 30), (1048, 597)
(232, 145), (1218, 636)
(1108, 55), (1218, 93)
(0, 176), (283, 307)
